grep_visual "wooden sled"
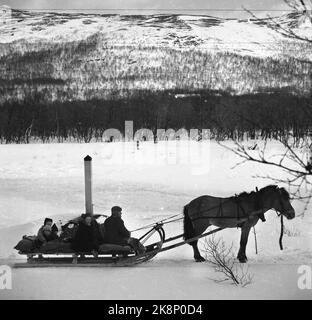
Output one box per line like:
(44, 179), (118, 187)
(14, 224), (165, 268)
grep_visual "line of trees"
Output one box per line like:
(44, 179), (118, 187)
(0, 89), (311, 144)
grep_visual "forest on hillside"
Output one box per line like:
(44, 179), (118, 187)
(0, 33), (311, 104)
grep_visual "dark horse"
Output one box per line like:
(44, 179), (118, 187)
(183, 185), (295, 263)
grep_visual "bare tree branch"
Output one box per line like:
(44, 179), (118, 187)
(203, 236), (253, 287)
(244, 0), (312, 44)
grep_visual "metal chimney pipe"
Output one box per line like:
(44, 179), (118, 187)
(84, 155), (93, 215)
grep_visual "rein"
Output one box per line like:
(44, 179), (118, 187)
(274, 190), (288, 251)
(130, 192), (259, 233)
(275, 209), (284, 250)
(130, 213), (184, 232)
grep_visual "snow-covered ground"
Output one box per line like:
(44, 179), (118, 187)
(0, 140), (311, 299)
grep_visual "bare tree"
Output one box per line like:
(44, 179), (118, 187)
(203, 236), (253, 287)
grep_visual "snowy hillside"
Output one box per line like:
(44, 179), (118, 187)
(0, 10), (311, 102)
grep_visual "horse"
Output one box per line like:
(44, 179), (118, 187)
(183, 185), (295, 263)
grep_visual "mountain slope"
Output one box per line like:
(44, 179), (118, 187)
(0, 10), (311, 103)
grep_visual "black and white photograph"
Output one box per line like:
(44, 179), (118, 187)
(0, 0), (311, 303)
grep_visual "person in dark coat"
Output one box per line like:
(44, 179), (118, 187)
(72, 214), (99, 254)
(103, 206), (145, 254)
(103, 206), (131, 245)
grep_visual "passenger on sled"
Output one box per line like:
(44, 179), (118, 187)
(103, 206), (146, 255)
(72, 213), (100, 257)
(35, 218), (59, 249)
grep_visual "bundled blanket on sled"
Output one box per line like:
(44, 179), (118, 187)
(14, 236), (73, 254)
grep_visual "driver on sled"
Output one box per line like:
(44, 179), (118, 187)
(103, 206), (146, 255)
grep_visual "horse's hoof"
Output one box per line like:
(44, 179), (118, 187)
(238, 257), (247, 263)
(195, 256), (205, 262)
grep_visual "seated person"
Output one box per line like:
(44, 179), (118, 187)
(103, 206), (145, 254)
(35, 218), (59, 248)
(71, 213), (99, 256)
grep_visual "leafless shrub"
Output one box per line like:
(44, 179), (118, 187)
(202, 236), (253, 287)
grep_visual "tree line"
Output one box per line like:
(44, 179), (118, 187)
(0, 89), (311, 143)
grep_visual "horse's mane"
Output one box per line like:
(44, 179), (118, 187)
(235, 191), (255, 198)
(277, 186), (290, 200)
(260, 185), (290, 199)
(235, 185), (290, 200)
(259, 185), (278, 194)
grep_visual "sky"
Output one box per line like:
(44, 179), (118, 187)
(0, 0), (292, 18)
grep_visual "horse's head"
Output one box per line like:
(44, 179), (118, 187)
(270, 186), (295, 220)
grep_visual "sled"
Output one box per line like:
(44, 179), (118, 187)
(14, 224), (165, 268)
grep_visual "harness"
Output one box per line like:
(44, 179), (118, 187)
(254, 188), (266, 222)
(232, 192), (265, 223)
(190, 190), (266, 224)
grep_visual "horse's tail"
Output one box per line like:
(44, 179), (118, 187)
(183, 204), (194, 240)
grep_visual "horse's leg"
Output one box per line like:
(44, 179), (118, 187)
(237, 225), (251, 263)
(190, 240), (206, 262)
(183, 205), (209, 262)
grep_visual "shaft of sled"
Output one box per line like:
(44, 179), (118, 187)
(159, 227), (224, 254)
(140, 228), (158, 245)
(84, 155), (93, 215)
